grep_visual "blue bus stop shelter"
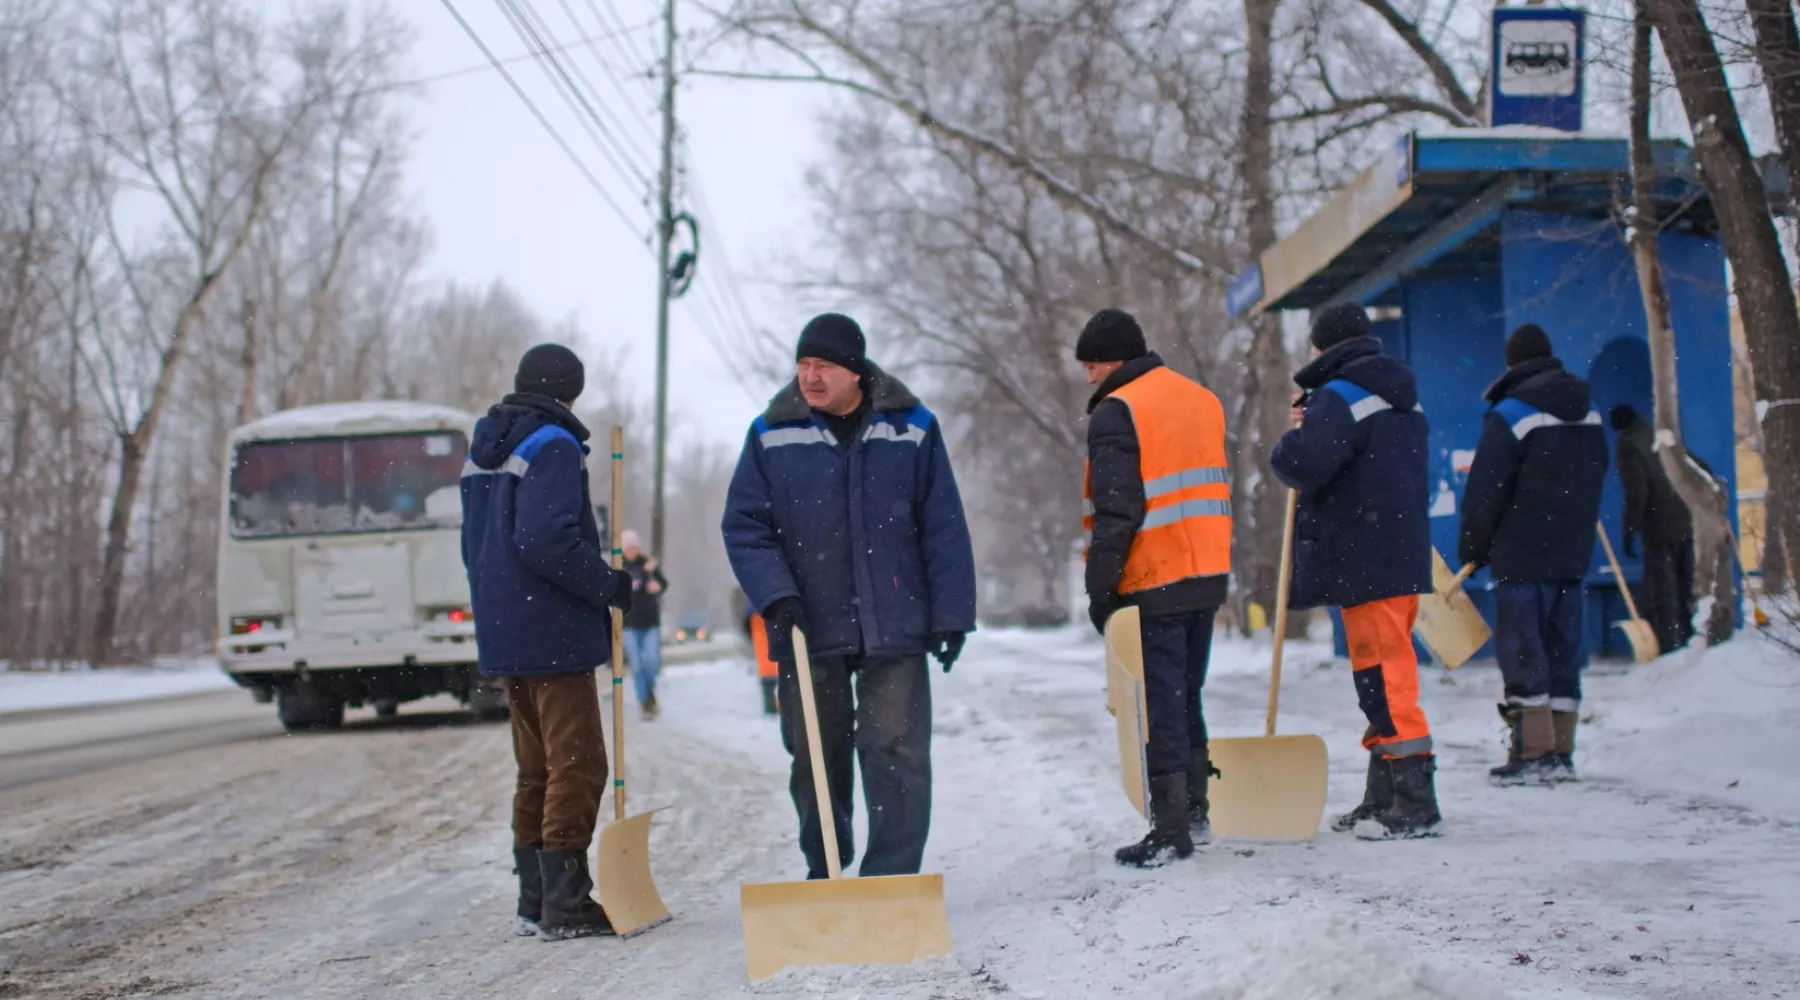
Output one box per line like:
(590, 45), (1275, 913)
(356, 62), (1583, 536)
(1229, 130), (1755, 659)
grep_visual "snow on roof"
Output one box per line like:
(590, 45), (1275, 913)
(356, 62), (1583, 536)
(231, 401), (478, 444)
(1414, 124), (1628, 141)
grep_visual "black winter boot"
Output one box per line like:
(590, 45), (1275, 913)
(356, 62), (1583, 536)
(1188, 750), (1219, 837)
(513, 845), (543, 937)
(1115, 772), (1194, 868)
(1489, 704), (1559, 785)
(1355, 754), (1441, 840)
(537, 849), (616, 941)
(1331, 752), (1393, 833)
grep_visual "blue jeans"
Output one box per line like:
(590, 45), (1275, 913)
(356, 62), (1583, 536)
(1494, 580), (1585, 713)
(621, 628), (662, 705)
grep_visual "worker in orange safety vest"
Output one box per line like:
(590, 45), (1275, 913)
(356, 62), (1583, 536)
(1079, 308), (1231, 869)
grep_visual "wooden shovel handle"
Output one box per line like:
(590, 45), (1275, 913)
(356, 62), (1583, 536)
(791, 629), (843, 879)
(1594, 521), (1647, 624)
(1450, 562), (1478, 588)
(1267, 489), (1299, 738)
(610, 426), (627, 822)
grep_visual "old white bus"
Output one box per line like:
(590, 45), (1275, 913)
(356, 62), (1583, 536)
(216, 401), (505, 730)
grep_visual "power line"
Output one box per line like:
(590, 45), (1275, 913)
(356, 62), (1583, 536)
(559, 0), (662, 149)
(587, 0), (662, 89)
(437, 0), (653, 246)
(494, 0), (657, 190)
(384, 17), (658, 93)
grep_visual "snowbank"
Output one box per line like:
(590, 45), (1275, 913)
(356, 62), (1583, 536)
(1191, 914), (1512, 1000)
(0, 657), (234, 716)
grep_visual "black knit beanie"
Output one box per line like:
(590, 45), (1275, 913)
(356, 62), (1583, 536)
(514, 343), (584, 402)
(1310, 303), (1370, 352)
(796, 313), (868, 374)
(1609, 403), (1639, 431)
(1504, 323), (1553, 368)
(1075, 309), (1147, 363)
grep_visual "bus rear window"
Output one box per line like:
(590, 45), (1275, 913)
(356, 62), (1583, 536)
(231, 432), (467, 538)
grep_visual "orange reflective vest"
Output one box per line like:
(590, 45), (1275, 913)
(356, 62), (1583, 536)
(1084, 366), (1231, 594)
(750, 612), (779, 678)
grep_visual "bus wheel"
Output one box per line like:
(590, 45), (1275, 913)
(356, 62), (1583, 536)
(467, 683), (509, 722)
(373, 699), (400, 720)
(278, 684), (345, 732)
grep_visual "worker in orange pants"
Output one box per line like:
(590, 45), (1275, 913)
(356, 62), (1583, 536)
(1270, 303), (1440, 840)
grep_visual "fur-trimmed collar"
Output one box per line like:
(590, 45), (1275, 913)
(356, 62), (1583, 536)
(763, 362), (921, 425)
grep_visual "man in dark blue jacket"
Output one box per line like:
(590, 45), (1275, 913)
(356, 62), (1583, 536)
(1459, 325), (1608, 785)
(722, 313), (976, 879)
(462, 343), (634, 941)
(1270, 304), (1439, 840)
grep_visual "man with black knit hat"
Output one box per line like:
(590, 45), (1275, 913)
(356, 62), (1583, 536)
(723, 313), (976, 880)
(1460, 324), (1608, 785)
(1271, 303), (1440, 839)
(1078, 308), (1232, 868)
(462, 343), (635, 940)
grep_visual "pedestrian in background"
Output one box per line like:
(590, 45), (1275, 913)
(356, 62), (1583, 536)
(461, 343), (635, 940)
(1610, 404), (1698, 654)
(619, 529), (668, 720)
(722, 313), (976, 879)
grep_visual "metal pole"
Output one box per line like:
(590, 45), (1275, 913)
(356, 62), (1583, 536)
(650, 0), (676, 557)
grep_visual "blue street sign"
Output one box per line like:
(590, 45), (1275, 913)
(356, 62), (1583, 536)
(1491, 7), (1585, 132)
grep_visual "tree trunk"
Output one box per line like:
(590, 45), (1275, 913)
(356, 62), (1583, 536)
(1649, 0), (1800, 598)
(1629, 1), (1735, 645)
(1746, 0), (1800, 209)
(1763, 485), (1789, 595)
(1236, 0), (1293, 634)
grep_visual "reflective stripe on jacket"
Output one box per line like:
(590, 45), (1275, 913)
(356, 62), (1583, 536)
(1085, 363), (1232, 599)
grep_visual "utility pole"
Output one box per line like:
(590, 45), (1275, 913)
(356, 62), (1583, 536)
(650, 0), (676, 557)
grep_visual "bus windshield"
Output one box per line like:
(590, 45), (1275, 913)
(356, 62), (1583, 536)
(230, 431), (467, 539)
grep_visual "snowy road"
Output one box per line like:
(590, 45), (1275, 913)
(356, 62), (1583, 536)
(0, 630), (1795, 999)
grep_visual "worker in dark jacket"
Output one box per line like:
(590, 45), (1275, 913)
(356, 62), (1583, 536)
(461, 344), (635, 941)
(1459, 325), (1608, 785)
(722, 313), (976, 879)
(1269, 304), (1438, 840)
(1611, 404), (1697, 654)
(1079, 309), (1231, 868)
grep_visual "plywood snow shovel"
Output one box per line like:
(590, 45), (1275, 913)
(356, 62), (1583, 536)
(1209, 489), (1329, 841)
(1596, 522), (1660, 664)
(1413, 551), (1488, 669)
(1103, 605), (1151, 819)
(739, 629), (952, 980)
(595, 426), (671, 937)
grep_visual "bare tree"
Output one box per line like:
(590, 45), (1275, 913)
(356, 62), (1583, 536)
(1625, 0), (1734, 644)
(1648, 0), (1800, 597)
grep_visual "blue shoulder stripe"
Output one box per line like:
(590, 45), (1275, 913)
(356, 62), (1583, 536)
(514, 424), (579, 464)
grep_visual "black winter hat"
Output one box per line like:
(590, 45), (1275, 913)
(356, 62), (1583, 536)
(796, 313), (868, 374)
(1609, 403), (1639, 431)
(1310, 303), (1370, 352)
(514, 343), (585, 402)
(1075, 309), (1147, 363)
(1505, 323), (1553, 368)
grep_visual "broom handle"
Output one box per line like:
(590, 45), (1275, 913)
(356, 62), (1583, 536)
(1450, 562), (1478, 588)
(1595, 521), (1647, 624)
(792, 628), (843, 879)
(610, 426), (627, 822)
(1266, 489), (1299, 738)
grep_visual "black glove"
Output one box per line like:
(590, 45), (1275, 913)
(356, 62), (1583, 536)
(607, 568), (635, 613)
(929, 631), (966, 673)
(1623, 535), (1637, 559)
(1088, 596), (1117, 636)
(765, 597), (808, 645)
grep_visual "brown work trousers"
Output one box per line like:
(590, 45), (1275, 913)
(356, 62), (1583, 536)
(505, 671), (609, 853)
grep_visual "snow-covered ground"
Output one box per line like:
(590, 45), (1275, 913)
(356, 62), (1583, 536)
(0, 628), (1795, 999)
(0, 657), (234, 716)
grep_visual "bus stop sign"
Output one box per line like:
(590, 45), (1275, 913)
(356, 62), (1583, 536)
(1491, 7), (1584, 132)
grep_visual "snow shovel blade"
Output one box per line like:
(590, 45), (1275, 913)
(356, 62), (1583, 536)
(1104, 606), (1151, 820)
(1207, 733), (1330, 841)
(1414, 549), (1491, 670)
(596, 809), (670, 937)
(739, 873), (952, 980)
(1618, 619), (1659, 664)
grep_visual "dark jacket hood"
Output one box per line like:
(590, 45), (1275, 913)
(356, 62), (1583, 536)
(1295, 336), (1418, 411)
(1086, 353), (1166, 414)
(764, 361), (921, 424)
(470, 393), (591, 470)
(1483, 357), (1591, 421)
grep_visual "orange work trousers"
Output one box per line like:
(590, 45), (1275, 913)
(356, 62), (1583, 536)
(1339, 595), (1434, 759)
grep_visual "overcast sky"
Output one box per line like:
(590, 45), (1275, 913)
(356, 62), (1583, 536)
(399, 0), (825, 446)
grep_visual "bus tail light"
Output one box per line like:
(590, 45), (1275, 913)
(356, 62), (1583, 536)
(231, 616), (282, 635)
